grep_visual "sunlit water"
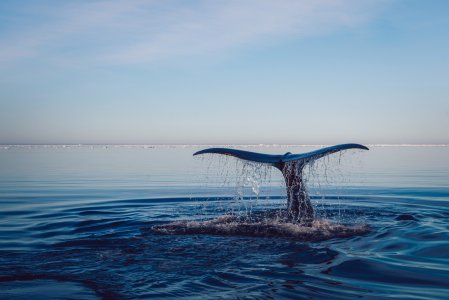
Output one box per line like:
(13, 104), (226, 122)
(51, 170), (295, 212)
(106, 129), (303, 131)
(1, 145), (449, 299)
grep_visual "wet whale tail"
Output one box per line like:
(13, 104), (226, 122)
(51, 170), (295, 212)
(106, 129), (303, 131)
(193, 143), (369, 223)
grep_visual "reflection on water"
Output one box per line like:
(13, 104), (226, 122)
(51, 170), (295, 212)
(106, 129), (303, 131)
(0, 145), (449, 299)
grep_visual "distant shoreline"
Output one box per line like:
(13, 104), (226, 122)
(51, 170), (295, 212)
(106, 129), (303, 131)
(1, 144), (449, 148)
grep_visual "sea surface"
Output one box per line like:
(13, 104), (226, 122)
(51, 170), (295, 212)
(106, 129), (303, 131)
(0, 145), (448, 299)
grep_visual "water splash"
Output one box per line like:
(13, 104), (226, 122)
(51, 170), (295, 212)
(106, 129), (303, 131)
(194, 154), (277, 217)
(302, 149), (367, 223)
(157, 149), (369, 240)
(152, 213), (370, 241)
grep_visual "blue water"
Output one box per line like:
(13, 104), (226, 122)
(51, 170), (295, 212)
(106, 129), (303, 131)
(1, 145), (449, 299)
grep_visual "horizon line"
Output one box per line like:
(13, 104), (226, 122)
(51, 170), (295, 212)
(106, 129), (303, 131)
(1, 143), (449, 147)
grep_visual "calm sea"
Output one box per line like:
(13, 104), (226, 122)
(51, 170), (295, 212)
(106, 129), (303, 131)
(0, 145), (448, 299)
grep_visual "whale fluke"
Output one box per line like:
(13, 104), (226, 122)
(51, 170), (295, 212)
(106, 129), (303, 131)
(194, 144), (367, 166)
(194, 143), (369, 224)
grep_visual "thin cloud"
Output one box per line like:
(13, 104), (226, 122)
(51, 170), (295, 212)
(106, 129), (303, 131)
(0, 0), (386, 65)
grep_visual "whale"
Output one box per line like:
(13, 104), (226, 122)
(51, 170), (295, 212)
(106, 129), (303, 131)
(193, 143), (369, 224)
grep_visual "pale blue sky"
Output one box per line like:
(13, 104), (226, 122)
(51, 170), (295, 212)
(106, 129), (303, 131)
(0, 0), (448, 144)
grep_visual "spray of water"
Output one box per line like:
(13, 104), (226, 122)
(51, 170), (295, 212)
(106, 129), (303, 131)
(195, 150), (367, 220)
(153, 148), (369, 240)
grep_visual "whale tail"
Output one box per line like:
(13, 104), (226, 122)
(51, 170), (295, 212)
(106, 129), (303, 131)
(193, 143), (369, 224)
(193, 143), (368, 167)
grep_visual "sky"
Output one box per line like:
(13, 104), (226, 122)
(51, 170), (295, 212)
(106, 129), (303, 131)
(0, 0), (448, 145)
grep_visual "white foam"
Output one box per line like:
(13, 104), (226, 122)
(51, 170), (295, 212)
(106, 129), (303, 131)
(152, 215), (369, 241)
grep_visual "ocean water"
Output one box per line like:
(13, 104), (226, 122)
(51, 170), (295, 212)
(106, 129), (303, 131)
(0, 145), (448, 299)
